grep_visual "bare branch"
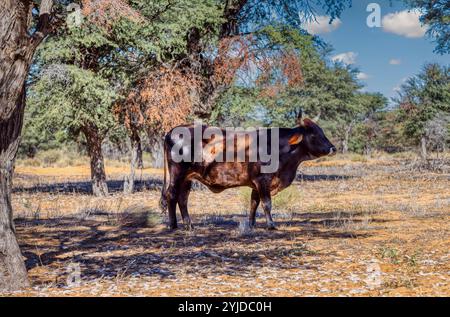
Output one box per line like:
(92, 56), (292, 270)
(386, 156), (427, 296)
(31, 0), (54, 46)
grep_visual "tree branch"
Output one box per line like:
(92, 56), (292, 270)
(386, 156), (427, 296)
(31, 0), (54, 46)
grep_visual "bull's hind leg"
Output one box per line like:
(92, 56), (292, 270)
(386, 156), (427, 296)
(166, 184), (179, 230)
(166, 166), (186, 230)
(178, 180), (194, 230)
(248, 189), (260, 228)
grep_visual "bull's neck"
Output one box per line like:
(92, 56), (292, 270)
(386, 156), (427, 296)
(287, 146), (310, 169)
(278, 139), (311, 183)
(289, 127), (311, 164)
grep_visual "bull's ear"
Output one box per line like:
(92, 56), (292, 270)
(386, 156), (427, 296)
(296, 109), (303, 126)
(288, 133), (303, 145)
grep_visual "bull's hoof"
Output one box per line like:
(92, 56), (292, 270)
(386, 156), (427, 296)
(266, 224), (277, 230)
(185, 224), (195, 231)
(168, 224), (178, 230)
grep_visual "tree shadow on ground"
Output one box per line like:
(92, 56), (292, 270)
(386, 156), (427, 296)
(13, 172), (355, 195)
(16, 208), (384, 287)
(13, 178), (163, 194)
(13, 177), (208, 195)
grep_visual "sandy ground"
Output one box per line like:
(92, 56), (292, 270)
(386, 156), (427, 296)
(4, 156), (450, 296)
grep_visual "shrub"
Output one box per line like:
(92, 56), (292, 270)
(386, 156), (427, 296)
(38, 149), (62, 167)
(349, 153), (368, 163)
(117, 205), (163, 228)
(272, 186), (299, 211)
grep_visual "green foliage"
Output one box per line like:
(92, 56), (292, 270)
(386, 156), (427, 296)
(142, 0), (223, 59)
(395, 63), (450, 144)
(210, 87), (264, 127)
(24, 0), (224, 154)
(254, 27), (363, 127)
(28, 64), (117, 137)
(266, 61), (360, 126)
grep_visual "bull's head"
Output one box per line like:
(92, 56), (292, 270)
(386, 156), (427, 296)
(291, 110), (336, 158)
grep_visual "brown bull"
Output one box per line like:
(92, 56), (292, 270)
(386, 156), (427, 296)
(160, 112), (336, 230)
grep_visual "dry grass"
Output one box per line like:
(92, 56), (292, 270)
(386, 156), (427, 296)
(4, 153), (450, 296)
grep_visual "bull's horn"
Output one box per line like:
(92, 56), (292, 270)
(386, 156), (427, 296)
(296, 108), (303, 126)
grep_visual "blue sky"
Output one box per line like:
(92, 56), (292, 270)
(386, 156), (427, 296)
(304, 0), (449, 103)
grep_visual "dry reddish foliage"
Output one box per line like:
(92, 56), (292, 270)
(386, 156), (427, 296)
(81, 0), (144, 29)
(117, 67), (202, 134)
(115, 36), (304, 135)
(212, 36), (254, 88)
(281, 51), (304, 87)
(256, 49), (304, 98)
(209, 36), (304, 104)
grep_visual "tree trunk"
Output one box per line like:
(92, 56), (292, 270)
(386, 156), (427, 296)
(83, 126), (108, 197)
(219, 0), (248, 38)
(420, 136), (427, 160)
(136, 135), (143, 169)
(124, 131), (141, 194)
(151, 140), (164, 168)
(341, 138), (349, 154)
(341, 122), (354, 154)
(0, 0), (54, 291)
(0, 89), (30, 291)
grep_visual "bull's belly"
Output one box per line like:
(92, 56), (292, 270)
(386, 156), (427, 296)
(189, 162), (253, 192)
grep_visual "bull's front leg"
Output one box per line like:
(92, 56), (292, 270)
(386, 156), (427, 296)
(249, 189), (260, 228)
(257, 184), (276, 230)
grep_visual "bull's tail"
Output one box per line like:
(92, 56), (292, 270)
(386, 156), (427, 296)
(159, 138), (169, 213)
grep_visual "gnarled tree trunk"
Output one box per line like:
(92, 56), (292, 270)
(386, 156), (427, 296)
(0, 0), (54, 291)
(0, 89), (29, 291)
(83, 126), (109, 197)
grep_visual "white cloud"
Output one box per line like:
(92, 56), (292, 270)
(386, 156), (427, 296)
(382, 10), (428, 38)
(357, 72), (370, 80)
(389, 59), (402, 65)
(303, 15), (342, 35)
(331, 52), (358, 65)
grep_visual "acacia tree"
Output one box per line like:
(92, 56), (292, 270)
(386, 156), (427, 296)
(29, 64), (117, 196)
(0, 0), (57, 291)
(251, 29), (361, 131)
(110, 0), (223, 192)
(0, 0), (147, 288)
(185, 0), (353, 118)
(341, 93), (387, 154)
(396, 63), (450, 159)
(28, 0), (158, 196)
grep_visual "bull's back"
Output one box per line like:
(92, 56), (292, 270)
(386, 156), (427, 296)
(164, 124), (266, 190)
